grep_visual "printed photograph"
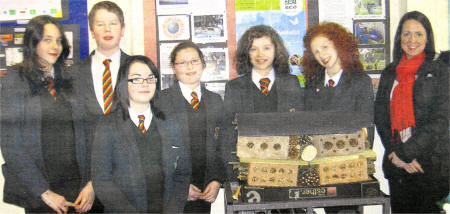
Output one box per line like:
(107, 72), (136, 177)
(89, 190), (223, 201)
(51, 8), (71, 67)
(354, 21), (385, 45)
(200, 48), (228, 81)
(354, 0), (383, 16)
(192, 14), (226, 42)
(358, 47), (385, 72)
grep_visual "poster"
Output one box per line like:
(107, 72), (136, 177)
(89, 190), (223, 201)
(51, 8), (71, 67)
(235, 0), (307, 75)
(318, 0), (354, 32)
(157, 0), (225, 15)
(0, 0), (63, 21)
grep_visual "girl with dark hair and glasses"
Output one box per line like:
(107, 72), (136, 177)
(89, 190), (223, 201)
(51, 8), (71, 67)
(1, 15), (94, 213)
(375, 11), (448, 213)
(156, 41), (224, 213)
(91, 55), (189, 213)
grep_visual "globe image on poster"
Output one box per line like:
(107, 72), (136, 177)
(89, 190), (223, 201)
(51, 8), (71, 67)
(167, 21), (179, 34)
(160, 16), (186, 40)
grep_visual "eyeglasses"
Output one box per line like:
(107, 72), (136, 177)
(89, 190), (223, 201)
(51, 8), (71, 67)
(128, 76), (157, 84)
(174, 59), (202, 67)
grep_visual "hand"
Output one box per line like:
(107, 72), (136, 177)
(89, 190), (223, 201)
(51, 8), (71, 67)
(404, 159), (424, 174)
(73, 181), (95, 213)
(200, 181), (220, 203)
(41, 190), (72, 214)
(388, 152), (407, 168)
(389, 152), (424, 174)
(187, 184), (202, 201)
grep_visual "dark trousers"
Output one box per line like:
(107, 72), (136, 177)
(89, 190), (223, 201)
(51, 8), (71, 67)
(388, 175), (446, 213)
(25, 197), (103, 214)
(25, 205), (77, 214)
(184, 200), (211, 213)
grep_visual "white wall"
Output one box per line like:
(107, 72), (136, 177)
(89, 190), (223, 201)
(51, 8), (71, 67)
(389, 0), (449, 58)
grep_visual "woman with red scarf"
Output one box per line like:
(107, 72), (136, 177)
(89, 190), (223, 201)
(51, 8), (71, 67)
(375, 11), (448, 213)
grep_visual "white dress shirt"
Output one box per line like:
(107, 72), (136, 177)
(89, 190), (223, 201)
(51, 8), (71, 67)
(324, 69), (343, 87)
(128, 106), (152, 130)
(179, 81), (202, 103)
(251, 68), (275, 91)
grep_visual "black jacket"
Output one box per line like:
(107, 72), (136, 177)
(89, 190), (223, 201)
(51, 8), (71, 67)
(70, 50), (129, 180)
(0, 66), (88, 208)
(222, 72), (304, 180)
(91, 108), (189, 213)
(155, 82), (224, 186)
(304, 69), (374, 146)
(374, 56), (448, 179)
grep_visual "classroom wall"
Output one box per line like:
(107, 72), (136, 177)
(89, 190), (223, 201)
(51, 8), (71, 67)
(389, 0), (449, 59)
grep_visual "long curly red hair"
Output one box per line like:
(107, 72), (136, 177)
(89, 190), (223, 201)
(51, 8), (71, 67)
(302, 22), (363, 82)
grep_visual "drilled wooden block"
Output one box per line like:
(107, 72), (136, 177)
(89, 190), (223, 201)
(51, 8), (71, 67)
(247, 163), (298, 187)
(318, 157), (369, 185)
(237, 136), (290, 160)
(314, 129), (368, 157)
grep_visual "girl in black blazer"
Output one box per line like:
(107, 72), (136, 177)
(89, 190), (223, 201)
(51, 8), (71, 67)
(374, 11), (448, 213)
(156, 41), (224, 213)
(91, 55), (190, 213)
(1, 15), (94, 213)
(302, 22), (374, 117)
(302, 22), (374, 214)
(223, 25), (304, 182)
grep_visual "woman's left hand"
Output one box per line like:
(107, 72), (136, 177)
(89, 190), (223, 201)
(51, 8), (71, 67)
(200, 181), (220, 203)
(73, 181), (95, 213)
(404, 159), (424, 174)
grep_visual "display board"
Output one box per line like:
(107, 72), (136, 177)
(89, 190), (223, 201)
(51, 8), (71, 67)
(0, 0), (89, 75)
(154, 0), (317, 96)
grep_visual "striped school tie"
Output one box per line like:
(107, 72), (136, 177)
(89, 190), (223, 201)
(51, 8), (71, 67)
(45, 77), (56, 102)
(259, 78), (270, 95)
(328, 79), (335, 87)
(138, 115), (147, 134)
(190, 91), (200, 110)
(103, 59), (113, 115)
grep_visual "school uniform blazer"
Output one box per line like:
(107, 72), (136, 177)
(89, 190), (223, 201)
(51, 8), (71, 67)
(304, 69), (374, 146)
(0, 67), (88, 208)
(374, 58), (448, 179)
(224, 73), (304, 118)
(155, 82), (225, 186)
(70, 50), (129, 179)
(91, 109), (190, 213)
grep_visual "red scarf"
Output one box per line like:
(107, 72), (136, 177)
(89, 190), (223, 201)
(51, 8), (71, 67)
(390, 53), (425, 136)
